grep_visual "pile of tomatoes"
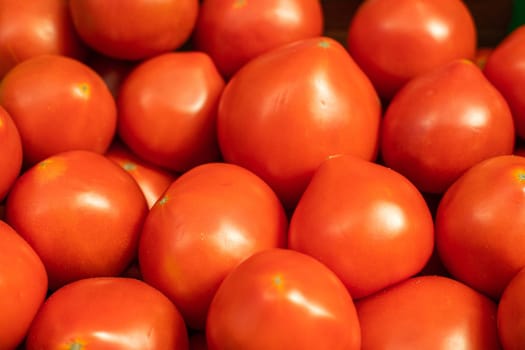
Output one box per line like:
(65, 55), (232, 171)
(1, 0), (525, 349)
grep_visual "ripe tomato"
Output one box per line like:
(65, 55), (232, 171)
(0, 54), (117, 166)
(118, 52), (224, 173)
(105, 141), (177, 209)
(436, 155), (525, 299)
(0, 221), (48, 350)
(5, 150), (148, 290)
(0, 0), (85, 77)
(217, 36), (381, 209)
(498, 266), (525, 350)
(193, 0), (323, 78)
(356, 275), (501, 349)
(69, 0), (198, 60)
(381, 59), (515, 194)
(347, 0), (477, 100)
(139, 162), (287, 330)
(484, 25), (525, 140)
(289, 154), (434, 299)
(26, 277), (189, 350)
(0, 106), (22, 201)
(206, 248), (361, 350)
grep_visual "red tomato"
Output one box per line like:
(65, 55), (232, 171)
(0, 221), (48, 350)
(5, 150), (148, 290)
(217, 36), (381, 209)
(356, 275), (501, 349)
(0, 54), (117, 166)
(139, 162), (287, 330)
(69, 0), (198, 60)
(105, 141), (177, 209)
(289, 155), (434, 299)
(498, 266), (525, 350)
(0, 0), (85, 77)
(347, 0), (477, 100)
(381, 59), (515, 194)
(484, 25), (525, 140)
(0, 106), (22, 201)
(193, 0), (323, 78)
(118, 52), (224, 173)
(26, 277), (189, 350)
(436, 155), (525, 299)
(206, 248), (361, 350)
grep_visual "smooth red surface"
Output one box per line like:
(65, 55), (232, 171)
(498, 266), (525, 350)
(381, 59), (515, 194)
(139, 162), (287, 330)
(0, 54), (117, 166)
(206, 248), (361, 350)
(26, 277), (189, 350)
(217, 36), (381, 209)
(289, 155), (434, 299)
(5, 150), (148, 290)
(0, 106), (22, 201)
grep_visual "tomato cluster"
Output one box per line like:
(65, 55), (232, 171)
(1, 0), (524, 349)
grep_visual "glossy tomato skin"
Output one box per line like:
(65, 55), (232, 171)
(118, 52), (224, 173)
(0, 54), (117, 166)
(5, 150), (148, 290)
(193, 0), (323, 78)
(0, 106), (22, 201)
(356, 275), (501, 350)
(347, 0), (477, 100)
(105, 141), (177, 209)
(206, 248), (361, 350)
(26, 277), (189, 350)
(0, 221), (48, 350)
(69, 0), (198, 60)
(381, 59), (515, 194)
(218, 36), (381, 209)
(484, 26), (525, 140)
(436, 155), (525, 299)
(498, 266), (525, 350)
(289, 155), (434, 299)
(0, 0), (85, 77)
(139, 162), (287, 330)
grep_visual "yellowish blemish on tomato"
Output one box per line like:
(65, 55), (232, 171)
(318, 39), (331, 48)
(73, 82), (91, 100)
(37, 158), (67, 182)
(233, 0), (246, 9)
(459, 58), (475, 65)
(272, 274), (285, 292)
(59, 339), (86, 350)
(122, 161), (137, 172)
(513, 168), (525, 182)
(157, 195), (169, 206)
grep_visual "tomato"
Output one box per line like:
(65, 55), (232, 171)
(436, 155), (525, 299)
(206, 248), (361, 350)
(193, 0), (323, 78)
(217, 36), (381, 209)
(105, 141), (177, 209)
(347, 0), (477, 100)
(289, 154), (434, 299)
(0, 54), (117, 166)
(473, 47), (493, 70)
(0, 0), (85, 78)
(0, 106), (22, 201)
(0, 221), (47, 350)
(5, 150), (148, 290)
(381, 59), (515, 194)
(139, 162), (287, 330)
(498, 266), (525, 350)
(26, 277), (189, 350)
(484, 25), (525, 140)
(356, 275), (501, 349)
(69, 0), (198, 60)
(118, 52), (224, 173)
